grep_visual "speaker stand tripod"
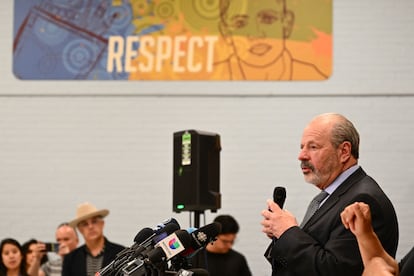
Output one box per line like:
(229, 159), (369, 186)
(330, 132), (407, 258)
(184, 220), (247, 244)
(192, 210), (205, 228)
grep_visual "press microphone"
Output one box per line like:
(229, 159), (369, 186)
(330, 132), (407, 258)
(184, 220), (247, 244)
(152, 218), (181, 243)
(144, 230), (192, 266)
(96, 228), (154, 276)
(133, 227), (154, 244)
(97, 218), (181, 276)
(123, 227), (187, 276)
(273, 186), (286, 209)
(132, 218), (181, 250)
(131, 223), (181, 258)
(184, 222), (221, 256)
(169, 222), (222, 271)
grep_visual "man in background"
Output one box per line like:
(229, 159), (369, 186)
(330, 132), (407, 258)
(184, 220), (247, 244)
(62, 202), (125, 276)
(41, 222), (79, 276)
(190, 214), (252, 276)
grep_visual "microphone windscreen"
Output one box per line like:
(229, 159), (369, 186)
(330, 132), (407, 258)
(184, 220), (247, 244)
(133, 227), (154, 243)
(174, 229), (193, 247)
(190, 222), (221, 249)
(155, 218), (180, 234)
(153, 223), (181, 243)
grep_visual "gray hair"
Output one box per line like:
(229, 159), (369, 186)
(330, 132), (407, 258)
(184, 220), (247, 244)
(330, 114), (360, 159)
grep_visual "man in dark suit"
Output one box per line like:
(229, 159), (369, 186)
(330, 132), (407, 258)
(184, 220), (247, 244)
(260, 113), (398, 276)
(62, 202), (125, 276)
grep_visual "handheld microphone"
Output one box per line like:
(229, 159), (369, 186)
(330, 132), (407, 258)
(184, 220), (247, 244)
(273, 186), (286, 209)
(268, 186), (287, 244)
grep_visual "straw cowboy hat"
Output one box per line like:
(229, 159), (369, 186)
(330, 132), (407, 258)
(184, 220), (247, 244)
(69, 202), (109, 227)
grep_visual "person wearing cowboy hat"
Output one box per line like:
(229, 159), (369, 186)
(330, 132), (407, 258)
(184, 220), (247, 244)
(62, 202), (125, 276)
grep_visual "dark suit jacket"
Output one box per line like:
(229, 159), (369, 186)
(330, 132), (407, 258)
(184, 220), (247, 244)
(62, 237), (125, 276)
(265, 167), (399, 276)
(400, 246), (414, 276)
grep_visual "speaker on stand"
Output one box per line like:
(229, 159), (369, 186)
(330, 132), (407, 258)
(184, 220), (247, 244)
(173, 130), (221, 228)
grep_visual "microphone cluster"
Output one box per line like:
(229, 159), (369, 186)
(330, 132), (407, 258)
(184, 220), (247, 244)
(96, 218), (220, 276)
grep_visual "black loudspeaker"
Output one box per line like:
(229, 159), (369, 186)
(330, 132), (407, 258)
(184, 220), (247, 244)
(173, 130), (221, 212)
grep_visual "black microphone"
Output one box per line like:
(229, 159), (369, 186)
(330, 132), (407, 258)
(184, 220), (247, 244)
(114, 223), (182, 276)
(273, 186), (286, 209)
(267, 186), (287, 247)
(169, 222), (222, 271)
(144, 230), (193, 266)
(183, 222), (221, 256)
(96, 228), (154, 276)
(132, 218), (181, 251)
(133, 227), (154, 244)
(152, 218), (181, 243)
(97, 219), (181, 276)
(132, 223), (180, 258)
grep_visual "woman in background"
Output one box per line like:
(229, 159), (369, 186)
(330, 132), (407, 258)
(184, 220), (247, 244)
(22, 240), (46, 276)
(0, 238), (28, 276)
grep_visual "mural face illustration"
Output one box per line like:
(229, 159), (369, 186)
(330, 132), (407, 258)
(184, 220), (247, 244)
(220, 0), (294, 67)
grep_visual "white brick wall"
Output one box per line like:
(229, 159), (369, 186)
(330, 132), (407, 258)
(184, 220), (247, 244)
(1, 1), (414, 275)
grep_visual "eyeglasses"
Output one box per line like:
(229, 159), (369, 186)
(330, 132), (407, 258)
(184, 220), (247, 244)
(78, 217), (103, 228)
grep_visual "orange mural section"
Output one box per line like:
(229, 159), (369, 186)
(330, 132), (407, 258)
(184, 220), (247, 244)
(124, 35), (332, 80)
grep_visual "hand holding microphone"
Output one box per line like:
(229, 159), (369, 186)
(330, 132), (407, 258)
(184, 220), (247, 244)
(261, 186), (298, 239)
(273, 186), (286, 209)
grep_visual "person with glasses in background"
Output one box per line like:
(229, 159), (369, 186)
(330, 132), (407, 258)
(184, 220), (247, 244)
(62, 202), (125, 276)
(190, 214), (252, 276)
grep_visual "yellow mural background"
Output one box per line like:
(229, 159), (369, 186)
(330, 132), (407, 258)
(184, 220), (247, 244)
(125, 0), (332, 80)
